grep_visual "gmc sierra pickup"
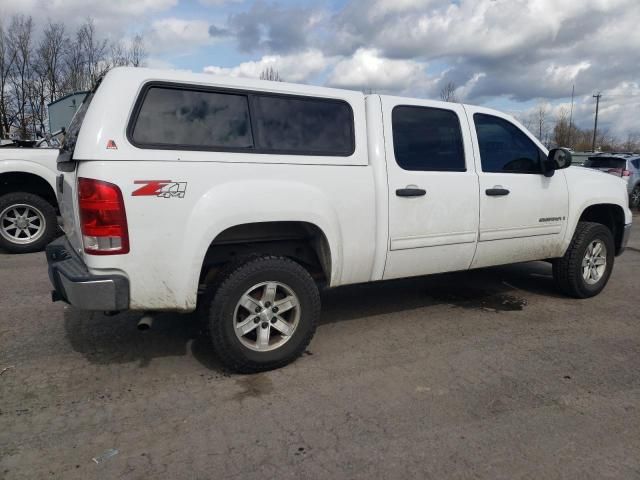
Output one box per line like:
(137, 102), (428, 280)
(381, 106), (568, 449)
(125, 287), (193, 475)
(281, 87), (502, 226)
(47, 67), (632, 372)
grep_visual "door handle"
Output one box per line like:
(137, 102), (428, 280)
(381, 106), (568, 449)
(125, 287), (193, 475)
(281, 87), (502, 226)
(396, 188), (426, 197)
(485, 187), (510, 196)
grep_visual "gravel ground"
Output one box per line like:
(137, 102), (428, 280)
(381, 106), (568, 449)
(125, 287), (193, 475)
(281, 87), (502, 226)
(1, 215), (639, 479)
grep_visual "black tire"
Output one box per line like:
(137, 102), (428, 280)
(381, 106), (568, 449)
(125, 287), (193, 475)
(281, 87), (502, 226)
(202, 256), (320, 373)
(630, 185), (640, 209)
(0, 192), (57, 254)
(552, 221), (615, 298)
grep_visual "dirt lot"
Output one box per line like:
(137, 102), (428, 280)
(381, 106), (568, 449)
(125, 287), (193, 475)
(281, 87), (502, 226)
(1, 216), (639, 479)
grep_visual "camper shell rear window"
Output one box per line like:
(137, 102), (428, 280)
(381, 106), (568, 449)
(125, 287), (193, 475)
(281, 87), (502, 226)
(127, 82), (355, 156)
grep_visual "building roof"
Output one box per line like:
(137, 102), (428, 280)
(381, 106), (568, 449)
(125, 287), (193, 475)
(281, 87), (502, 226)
(47, 91), (88, 108)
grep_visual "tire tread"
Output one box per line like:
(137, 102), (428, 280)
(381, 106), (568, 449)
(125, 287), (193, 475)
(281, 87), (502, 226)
(204, 255), (320, 373)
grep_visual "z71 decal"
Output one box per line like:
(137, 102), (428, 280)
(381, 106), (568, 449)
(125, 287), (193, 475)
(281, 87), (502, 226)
(132, 180), (187, 198)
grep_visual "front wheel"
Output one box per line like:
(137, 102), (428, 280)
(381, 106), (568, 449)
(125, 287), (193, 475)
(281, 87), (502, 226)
(552, 221), (615, 298)
(0, 192), (58, 253)
(203, 256), (321, 373)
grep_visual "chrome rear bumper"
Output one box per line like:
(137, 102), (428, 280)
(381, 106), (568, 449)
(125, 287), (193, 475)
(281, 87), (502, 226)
(46, 237), (129, 311)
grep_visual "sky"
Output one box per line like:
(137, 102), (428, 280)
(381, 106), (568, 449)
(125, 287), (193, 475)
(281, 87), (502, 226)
(2, 0), (639, 139)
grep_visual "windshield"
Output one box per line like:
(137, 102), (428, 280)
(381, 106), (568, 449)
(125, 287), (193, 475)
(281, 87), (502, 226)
(583, 157), (626, 169)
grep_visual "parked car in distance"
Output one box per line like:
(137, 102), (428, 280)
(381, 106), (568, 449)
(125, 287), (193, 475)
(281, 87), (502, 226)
(47, 67), (632, 372)
(583, 153), (640, 208)
(0, 142), (60, 253)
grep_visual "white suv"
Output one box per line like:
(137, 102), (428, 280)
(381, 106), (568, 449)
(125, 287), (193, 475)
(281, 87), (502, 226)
(47, 67), (632, 372)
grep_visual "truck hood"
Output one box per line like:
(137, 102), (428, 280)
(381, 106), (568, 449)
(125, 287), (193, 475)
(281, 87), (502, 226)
(570, 165), (629, 188)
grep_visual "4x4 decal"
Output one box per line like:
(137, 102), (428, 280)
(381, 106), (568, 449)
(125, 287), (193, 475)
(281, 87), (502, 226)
(132, 180), (187, 198)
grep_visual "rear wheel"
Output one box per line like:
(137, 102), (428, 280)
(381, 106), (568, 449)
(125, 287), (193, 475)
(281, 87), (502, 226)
(203, 256), (320, 373)
(0, 192), (57, 253)
(630, 185), (640, 209)
(552, 221), (614, 298)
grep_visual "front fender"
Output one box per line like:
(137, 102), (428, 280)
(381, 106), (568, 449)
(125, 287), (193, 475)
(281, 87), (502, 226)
(179, 179), (344, 309)
(562, 167), (632, 254)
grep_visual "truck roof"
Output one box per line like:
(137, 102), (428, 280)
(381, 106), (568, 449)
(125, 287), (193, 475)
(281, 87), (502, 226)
(102, 66), (507, 120)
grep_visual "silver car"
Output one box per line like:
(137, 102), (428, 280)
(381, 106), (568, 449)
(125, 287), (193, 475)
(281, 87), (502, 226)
(583, 154), (640, 208)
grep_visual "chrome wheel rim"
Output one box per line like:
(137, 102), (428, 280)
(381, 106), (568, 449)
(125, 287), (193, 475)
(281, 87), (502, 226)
(233, 281), (301, 352)
(631, 188), (640, 207)
(582, 239), (607, 285)
(0, 204), (46, 245)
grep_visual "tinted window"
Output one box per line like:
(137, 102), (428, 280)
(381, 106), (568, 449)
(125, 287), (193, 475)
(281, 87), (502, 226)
(632, 159), (640, 169)
(132, 87), (253, 149)
(253, 95), (354, 155)
(392, 106), (465, 171)
(584, 157), (626, 169)
(474, 114), (543, 173)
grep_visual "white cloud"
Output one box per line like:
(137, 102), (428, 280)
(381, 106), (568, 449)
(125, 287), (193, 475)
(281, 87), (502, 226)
(204, 50), (330, 83)
(327, 48), (429, 92)
(545, 62), (591, 85)
(147, 18), (217, 55)
(2, 0), (178, 31)
(198, 0), (243, 4)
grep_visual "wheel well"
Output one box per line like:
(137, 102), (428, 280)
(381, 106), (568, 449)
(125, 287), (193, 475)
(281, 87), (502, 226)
(579, 204), (625, 254)
(0, 172), (58, 212)
(199, 221), (332, 286)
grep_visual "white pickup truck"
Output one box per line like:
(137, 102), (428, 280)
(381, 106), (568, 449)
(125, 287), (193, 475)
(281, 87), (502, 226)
(47, 67), (632, 372)
(0, 142), (60, 253)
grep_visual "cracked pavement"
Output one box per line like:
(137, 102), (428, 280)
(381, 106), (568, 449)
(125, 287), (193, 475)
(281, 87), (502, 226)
(1, 215), (639, 479)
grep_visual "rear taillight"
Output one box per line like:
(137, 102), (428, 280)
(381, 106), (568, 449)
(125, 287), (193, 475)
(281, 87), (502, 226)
(78, 177), (129, 255)
(622, 169), (631, 177)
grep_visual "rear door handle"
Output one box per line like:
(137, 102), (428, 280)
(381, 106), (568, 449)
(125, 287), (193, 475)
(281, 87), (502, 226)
(396, 188), (426, 197)
(485, 187), (510, 196)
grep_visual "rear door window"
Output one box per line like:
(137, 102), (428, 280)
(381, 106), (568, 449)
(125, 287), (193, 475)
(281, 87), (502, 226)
(391, 106), (466, 171)
(131, 87), (253, 150)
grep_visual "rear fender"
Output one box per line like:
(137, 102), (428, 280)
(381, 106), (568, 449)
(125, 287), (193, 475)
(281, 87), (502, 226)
(179, 180), (343, 309)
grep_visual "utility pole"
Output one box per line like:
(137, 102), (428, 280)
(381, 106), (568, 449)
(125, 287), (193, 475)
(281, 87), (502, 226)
(592, 92), (601, 152)
(568, 84), (574, 147)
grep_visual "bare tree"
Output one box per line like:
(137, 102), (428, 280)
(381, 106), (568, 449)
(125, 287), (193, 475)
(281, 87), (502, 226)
(76, 18), (108, 89)
(63, 32), (85, 92)
(535, 102), (549, 145)
(109, 35), (147, 69)
(439, 81), (458, 102)
(7, 15), (34, 138)
(0, 14), (148, 139)
(622, 131), (640, 152)
(38, 22), (67, 102)
(0, 21), (17, 137)
(552, 107), (571, 147)
(260, 66), (282, 82)
(128, 35), (146, 67)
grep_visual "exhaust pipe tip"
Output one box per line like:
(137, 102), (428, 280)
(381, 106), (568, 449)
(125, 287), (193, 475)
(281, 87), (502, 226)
(137, 314), (153, 331)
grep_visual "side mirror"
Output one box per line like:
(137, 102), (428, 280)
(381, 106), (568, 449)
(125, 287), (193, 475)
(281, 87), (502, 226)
(543, 148), (572, 177)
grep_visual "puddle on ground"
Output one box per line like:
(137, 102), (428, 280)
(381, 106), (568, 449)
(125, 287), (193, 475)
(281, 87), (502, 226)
(427, 287), (527, 312)
(233, 374), (274, 401)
